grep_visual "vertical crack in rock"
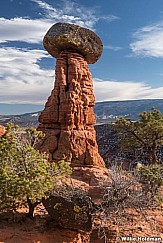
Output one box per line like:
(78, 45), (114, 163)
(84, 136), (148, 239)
(57, 89), (60, 124)
(65, 55), (69, 93)
(38, 23), (105, 167)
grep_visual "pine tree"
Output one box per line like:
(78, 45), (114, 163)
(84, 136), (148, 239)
(114, 108), (163, 165)
(0, 123), (72, 218)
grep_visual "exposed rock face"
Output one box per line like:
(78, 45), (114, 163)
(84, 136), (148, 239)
(0, 125), (5, 137)
(38, 50), (104, 167)
(43, 22), (103, 64)
(38, 23), (105, 167)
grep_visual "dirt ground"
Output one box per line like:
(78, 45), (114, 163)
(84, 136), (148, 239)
(0, 203), (162, 243)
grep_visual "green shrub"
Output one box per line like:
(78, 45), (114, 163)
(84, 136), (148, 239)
(137, 164), (163, 194)
(0, 123), (72, 218)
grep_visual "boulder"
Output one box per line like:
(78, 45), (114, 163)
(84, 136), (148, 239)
(42, 194), (92, 232)
(43, 22), (103, 64)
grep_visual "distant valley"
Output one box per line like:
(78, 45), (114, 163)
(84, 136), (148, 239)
(0, 99), (163, 127)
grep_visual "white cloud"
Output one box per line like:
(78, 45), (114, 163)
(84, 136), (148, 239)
(94, 78), (163, 101)
(130, 21), (163, 57)
(0, 17), (53, 44)
(1, 49), (163, 105)
(99, 15), (120, 22)
(0, 0), (101, 45)
(0, 0), (119, 45)
(4, 0), (161, 105)
(0, 0), (121, 106)
(31, 0), (119, 29)
(31, 0), (88, 26)
(32, 0), (56, 13)
(104, 45), (122, 51)
(0, 47), (54, 104)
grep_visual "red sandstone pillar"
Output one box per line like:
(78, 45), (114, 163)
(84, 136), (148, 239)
(38, 23), (105, 167)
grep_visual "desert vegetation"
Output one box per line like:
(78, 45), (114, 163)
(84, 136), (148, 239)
(0, 123), (72, 218)
(0, 109), (162, 242)
(114, 107), (163, 165)
(94, 163), (163, 242)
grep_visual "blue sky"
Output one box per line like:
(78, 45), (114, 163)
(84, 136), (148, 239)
(1, 0), (163, 114)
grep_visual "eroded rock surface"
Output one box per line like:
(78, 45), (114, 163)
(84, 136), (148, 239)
(38, 50), (104, 167)
(0, 125), (5, 137)
(43, 22), (103, 64)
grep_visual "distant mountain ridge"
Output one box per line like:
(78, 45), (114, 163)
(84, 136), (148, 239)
(0, 99), (163, 127)
(0, 103), (43, 116)
(95, 99), (163, 123)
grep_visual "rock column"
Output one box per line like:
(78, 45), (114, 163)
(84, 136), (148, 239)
(38, 23), (105, 167)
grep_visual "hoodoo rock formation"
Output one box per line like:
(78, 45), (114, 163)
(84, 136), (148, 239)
(38, 23), (105, 167)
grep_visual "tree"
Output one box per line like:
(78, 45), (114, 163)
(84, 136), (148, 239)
(0, 123), (72, 218)
(136, 163), (163, 195)
(114, 108), (163, 164)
